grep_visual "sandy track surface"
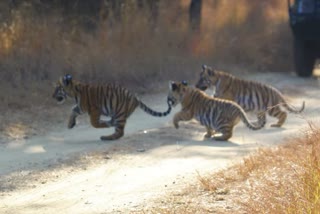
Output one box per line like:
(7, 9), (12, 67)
(0, 72), (319, 213)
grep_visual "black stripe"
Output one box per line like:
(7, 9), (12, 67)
(248, 90), (253, 110)
(86, 85), (91, 111)
(255, 90), (260, 110)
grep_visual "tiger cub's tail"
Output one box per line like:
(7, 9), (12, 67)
(282, 100), (305, 114)
(239, 109), (266, 130)
(138, 99), (172, 117)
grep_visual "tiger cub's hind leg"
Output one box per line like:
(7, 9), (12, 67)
(268, 106), (287, 127)
(100, 124), (125, 141)
(100, 118), (126, 141)
(213, 125), (233, 141)
(204, 126), (214, 138)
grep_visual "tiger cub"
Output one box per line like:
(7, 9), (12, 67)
(52, 74), (172, 140)
(195, 65), (305, 127)
(167, 81), (266, 141)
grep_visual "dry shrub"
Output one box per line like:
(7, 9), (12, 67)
(195, 122), (320, 213)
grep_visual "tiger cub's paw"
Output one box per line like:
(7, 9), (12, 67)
(174, 122), (179, 129)
(204, 133), (212, 138)
(68, 119), (76, 129)
(271, 123), (282, 128)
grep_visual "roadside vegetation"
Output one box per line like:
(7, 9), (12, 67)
(146, 122), (320, 213)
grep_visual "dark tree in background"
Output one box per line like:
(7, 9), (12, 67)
(137, 0), (159, 28)
(7, 0), (201, 31)
(189, 0), (202, 31)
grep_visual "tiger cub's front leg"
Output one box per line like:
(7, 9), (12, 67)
(173, 111), (193, 129)
(68, 105), (81, 129)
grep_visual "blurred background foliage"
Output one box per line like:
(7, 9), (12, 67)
(0, 0), (291, 92)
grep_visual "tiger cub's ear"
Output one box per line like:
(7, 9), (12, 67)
(202, 64), (215, 76)
(207, 67), (214, 76)
(181, 80), (188, 86)
(169, 81), (178, 91)
(63, 74), (72, 86)
(202, 64), (207, 70)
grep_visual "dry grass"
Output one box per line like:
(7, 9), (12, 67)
(197, 0), (291, 71)
(230, 123), (320, 213)
(0, 0), (291, 88)
(149, 122), (320, 213)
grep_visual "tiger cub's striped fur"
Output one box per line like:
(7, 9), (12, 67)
(195, 65), (305, 127)
(167, 81), (265, 141)
(52, 74), (172, 140)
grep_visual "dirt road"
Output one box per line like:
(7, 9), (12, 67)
(0, 72), (319, 213)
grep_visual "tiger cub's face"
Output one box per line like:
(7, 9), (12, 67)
(195, 65), (219, 91)
(52, 74), (74, 104)
(167, 81), (189, 107)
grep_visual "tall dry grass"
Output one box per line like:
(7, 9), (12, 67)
(0, 1), (197, 91)
(199, 0), (291, 70)
(195, 122), (320, 213)
(0, 0), (291, 91)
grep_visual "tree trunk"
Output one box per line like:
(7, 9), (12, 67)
(189, 0), (202, 31)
